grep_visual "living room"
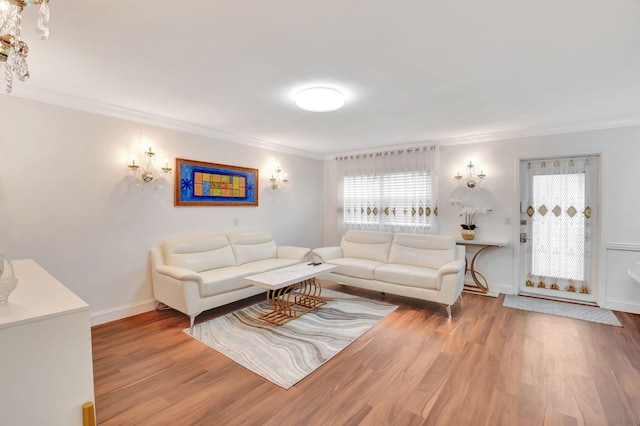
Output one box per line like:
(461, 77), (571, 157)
(2, 97), (639, 322)
(1, 1), (639, 425)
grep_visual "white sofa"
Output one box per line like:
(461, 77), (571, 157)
(150, 230), (311, 328)
(312, 230), (466, 317)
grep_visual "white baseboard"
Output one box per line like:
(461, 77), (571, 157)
(90, 299), (157, 326)
(602, 298), (640, 315)
(497, 284), (517, 296)
(463, 289), (500, 298)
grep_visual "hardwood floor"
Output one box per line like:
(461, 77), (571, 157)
(91, 284), (640, 425)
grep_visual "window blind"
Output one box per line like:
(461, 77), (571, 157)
(343, 172), (432, 227)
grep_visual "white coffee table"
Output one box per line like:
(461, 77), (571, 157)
(244, 262), (337, 325)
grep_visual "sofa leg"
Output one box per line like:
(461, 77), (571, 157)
(156, 302), (170, 311)
(446, 305), (452, 319)
(189, 315), (196, 333)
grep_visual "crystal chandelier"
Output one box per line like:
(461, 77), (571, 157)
(0, 0), (50, 94)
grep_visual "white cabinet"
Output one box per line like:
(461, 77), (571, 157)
(0, 259), (95, 426)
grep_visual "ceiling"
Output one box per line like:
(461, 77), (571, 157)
(10, 0), (640, 158)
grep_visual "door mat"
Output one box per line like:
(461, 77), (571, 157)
(503, 295), (622, 326)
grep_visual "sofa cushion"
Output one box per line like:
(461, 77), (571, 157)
(341, 230), (393, 262)
(199, 266), (251, 297)
(228, 230), (277, 265)
(326, 257), (385, 280)
(164, 235), (236, 273)
(240, 258), (301, 274)
(375, 264), (439, 290)
(389, 234), (455, 270)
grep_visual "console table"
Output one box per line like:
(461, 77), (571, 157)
(0, 259), (95, 425)
(455, 239), (509, 295)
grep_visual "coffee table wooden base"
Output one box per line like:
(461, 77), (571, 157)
(260, 277), (326, 325)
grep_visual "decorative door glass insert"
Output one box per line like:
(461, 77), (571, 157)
(531, 172), (586, 281)
(520, 156), (598, 302)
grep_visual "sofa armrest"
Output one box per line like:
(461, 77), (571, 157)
(312, 246), (343, 262)
(437, 259), (465, 277)
(155, 264), (203, 284)
(277, 246), (311, 260)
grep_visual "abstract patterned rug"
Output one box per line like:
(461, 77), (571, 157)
(184, 289), (397, 389)
(503, 295), (622, 326)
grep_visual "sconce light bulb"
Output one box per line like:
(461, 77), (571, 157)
(145, 146), (156, 159)
(128, 158), (140, 174)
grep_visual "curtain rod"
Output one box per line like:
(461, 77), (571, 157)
(334, 144), (439, 161)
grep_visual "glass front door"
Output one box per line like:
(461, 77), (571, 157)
(519, 156), (598, 303)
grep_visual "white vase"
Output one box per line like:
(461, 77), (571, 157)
(0, 256), (17, 304)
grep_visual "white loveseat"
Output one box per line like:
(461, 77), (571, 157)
(150, 230), (311, 327)
(312, 230), (465, 317)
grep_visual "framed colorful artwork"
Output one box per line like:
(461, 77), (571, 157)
(174, 158), (258, 206)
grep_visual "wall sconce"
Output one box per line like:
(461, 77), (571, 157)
(269, 165), (289, 190)
(454, 161), (486, 189)
(128, 146), (172, 183)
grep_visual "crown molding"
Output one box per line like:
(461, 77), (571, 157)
(324, 115), (640, 157)
(10, 87), (325, 160)
(10, 86), (640, 161)
(435, 116), (640, 147)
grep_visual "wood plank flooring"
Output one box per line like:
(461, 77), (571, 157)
(91, 283), (640, 425)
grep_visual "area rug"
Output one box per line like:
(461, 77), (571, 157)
(184, 289), (397, 389)
(503, 295), (622, 326)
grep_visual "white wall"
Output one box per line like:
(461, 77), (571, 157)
(323, 127), (640, 313)
(0, 96), (324, 324)
(3, 94), (637, 319)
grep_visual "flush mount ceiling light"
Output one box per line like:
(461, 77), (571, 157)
(295, 87), (344, 112)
